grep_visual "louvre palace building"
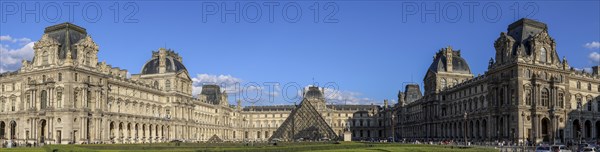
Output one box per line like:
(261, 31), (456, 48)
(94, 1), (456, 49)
(0, 23), (383, 145)
(1, 18), (599, 146)
(387, 18), (600, 145)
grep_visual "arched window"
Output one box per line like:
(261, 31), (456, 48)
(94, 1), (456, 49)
(440, 79), (447, 90)
(58, 73), (62, 81)
(42, 51), (48, 64)
(540, 47), (547, 63)
(153, 81), (159, 88)
(588, 83), (592, 91)
(577, 81), (581, 89)
(165, 80), (171, 91)
(541, 88), (549, 108)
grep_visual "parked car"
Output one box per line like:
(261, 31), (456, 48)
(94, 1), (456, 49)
(536, 146), (551, 152)
(551, 145), (572, 152)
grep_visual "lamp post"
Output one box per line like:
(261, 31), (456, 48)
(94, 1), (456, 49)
(464, 112), (467, 146)
(391, 112), (396, 142)
(521, 112), (526, 150)
(577, 101), (582, 145)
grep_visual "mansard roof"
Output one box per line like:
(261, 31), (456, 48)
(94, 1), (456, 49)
(243, 105), (296, 111)
(43, 22), (88, 60)
(507, 18), (548, 43)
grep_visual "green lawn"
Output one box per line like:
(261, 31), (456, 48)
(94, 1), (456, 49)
(0, 142), (498, 152)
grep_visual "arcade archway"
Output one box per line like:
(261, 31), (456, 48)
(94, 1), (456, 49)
(39, 119), (47, 144)
(0, 121), (5, 139)
(541, 118), (550, 142)
(10, 121), (16, 140)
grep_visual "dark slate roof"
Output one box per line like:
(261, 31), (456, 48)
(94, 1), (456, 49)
(404, 84), (422, 103)
(506, 18), (548, 55)
(44, 22), (87, 60)
(241, 104), (379, 111)
(201, 85), (222, 105)
(326, 105), (378, 111)
(507, 18), (547, 43)
(243, 105), (296, 111)
(141, 56), (187, 74)
(428, 51), (471, 74)
(304, 86), (324, 98)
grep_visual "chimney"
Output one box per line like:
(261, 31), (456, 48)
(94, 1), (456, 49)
(158, 48), (166, 73)
(593, 66), (599, 75)
(384, 99), (389, 109)
(445, 46), (453, 72)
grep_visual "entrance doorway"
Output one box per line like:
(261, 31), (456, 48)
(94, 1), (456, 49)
(39, 119), (47, 144)
(0, 121), (5, 139)
(10, 121), (16, 140)
(57, 130), (62, 144)
(541, 118), (550, 142)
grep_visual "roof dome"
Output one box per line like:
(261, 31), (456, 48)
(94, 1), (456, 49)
(304, 86), (324, 99)
(428, 48), (471, 74)
(141, 48), (187, 74)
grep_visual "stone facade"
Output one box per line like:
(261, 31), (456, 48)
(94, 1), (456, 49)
(0, 23), (385, 145)
(389, 18), (600, 145)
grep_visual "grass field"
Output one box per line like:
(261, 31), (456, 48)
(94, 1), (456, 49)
(0, 142), (499, 152)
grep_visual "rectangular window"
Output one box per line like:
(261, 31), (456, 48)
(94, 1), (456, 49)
(57, 92), (62, 108)
(558, 93), (564, 108)
(1, 99), (4, 112)
(11, 98), (15, 111)
(587, 100), (592, 111)
(526, 90), (532, 106)
(511, 89), (516, 105)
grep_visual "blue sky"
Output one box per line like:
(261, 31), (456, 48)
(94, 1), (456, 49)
(1, 1), (599, 106)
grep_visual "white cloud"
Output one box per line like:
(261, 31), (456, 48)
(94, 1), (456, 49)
(584, 41), (600, 49)
(0, 35), (12, 41)
(0, 41), (35, 72)
(589, 52), (600, 63)
(191, 74), (283, 105)
(192, 74), (243, 96)
(322, 87), (376, 105)
(0, 35), (32, 44)
(574, 67), (593, 73)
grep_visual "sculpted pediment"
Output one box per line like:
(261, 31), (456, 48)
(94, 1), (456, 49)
(74, 36), (99, 50)
(34, 34), (60, 49)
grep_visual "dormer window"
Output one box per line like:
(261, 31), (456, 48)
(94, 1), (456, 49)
(440, 78), (447, 90)
(85, 51), (91, 65)
(42, 51), (49, 65)
(540, 47), (547, 63)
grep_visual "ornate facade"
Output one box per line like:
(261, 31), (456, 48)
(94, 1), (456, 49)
(2, 19), (596, 146)
(0, 23), (386, 145)
(390, 18), (600, 144)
